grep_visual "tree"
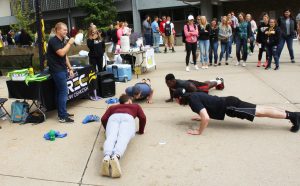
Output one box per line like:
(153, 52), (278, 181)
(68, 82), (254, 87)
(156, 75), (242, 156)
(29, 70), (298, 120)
(10, 0), (35, 35)
(77, 0), (117, 28)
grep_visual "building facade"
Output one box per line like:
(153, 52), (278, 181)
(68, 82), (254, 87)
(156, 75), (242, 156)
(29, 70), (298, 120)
(0, 0), (299, 33)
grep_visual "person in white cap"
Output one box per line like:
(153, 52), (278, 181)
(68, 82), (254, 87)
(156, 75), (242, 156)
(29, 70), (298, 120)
(184, 15), (198, 72)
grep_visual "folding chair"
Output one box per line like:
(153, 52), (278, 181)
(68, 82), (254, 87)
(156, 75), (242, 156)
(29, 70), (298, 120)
(0, 98), (11, 121)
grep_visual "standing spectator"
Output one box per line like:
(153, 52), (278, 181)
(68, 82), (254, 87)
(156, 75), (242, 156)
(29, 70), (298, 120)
(246, 14), (257, 55)
(7, 30), (15, 46)
(19, 29), (33, 46)
(209, 18), (219, 66)
(14, 30), (21, 45)
(296, 11), (300, 38)
(0, 30), (4, 53)
(47, 22), (75, 123)
(87, 27), (105, 72)
(227, 13), (234, 58)
(277, 9), (297, 63)
(264, 19), (281, 70)
(151, 16), (161, 53)
(117, 22), (125, 48)
(111, 22), (120, 53)
(235, 12), (251, 67)
(197, 16), (211, 69)
(256, 14), (269, 67)
(70, 26), (78, 37)
(49, 28), (56, 41)
(231, 11), (239, 44)
(159, 16), (167, 45)
(142, 15), (152, 46)
(123, 22), (132, 36)
(163, 16), (175, 53)
(218, 16), (232, 65)
(106, 24), (114, 43)
(184, 15), (199, 72)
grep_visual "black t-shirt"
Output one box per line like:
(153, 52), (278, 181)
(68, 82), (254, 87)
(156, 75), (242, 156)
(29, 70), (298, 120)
(188, 92), (227, 120)
(47, 36), (67, 73)
(87, 39), (105, 58)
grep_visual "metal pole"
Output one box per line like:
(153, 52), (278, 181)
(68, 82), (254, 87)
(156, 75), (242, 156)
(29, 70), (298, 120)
(35, 0), (45, 71)
(68, 0), (72, 35)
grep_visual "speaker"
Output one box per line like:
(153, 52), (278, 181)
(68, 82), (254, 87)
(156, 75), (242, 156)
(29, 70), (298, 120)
(97, 72), (115, 98)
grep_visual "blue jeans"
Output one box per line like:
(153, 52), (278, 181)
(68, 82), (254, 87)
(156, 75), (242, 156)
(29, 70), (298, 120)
(277, 35), (294, 60)
(219, 41), (229, 62)
(152, 32), (161, 53)
(266, 45), (279, 67)
(52, 71), (68, 119)
(144, 32), (152, 46)
(199, 40), (210, 64)
(236, 37), (248, 62)
(228, 35), (233, 55)
(209, 40), (218, 64)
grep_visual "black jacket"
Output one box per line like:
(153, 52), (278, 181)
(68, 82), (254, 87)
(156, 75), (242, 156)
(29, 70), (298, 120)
(277, 16), (297, 36)
(198, 24), (211, 40)
(256, 22), (269, 43)
(209, 27), (219, 42)
(264, 26), (281, 46)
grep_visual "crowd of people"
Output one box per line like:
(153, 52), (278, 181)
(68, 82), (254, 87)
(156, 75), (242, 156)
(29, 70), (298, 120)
(182, 9), (299, 71)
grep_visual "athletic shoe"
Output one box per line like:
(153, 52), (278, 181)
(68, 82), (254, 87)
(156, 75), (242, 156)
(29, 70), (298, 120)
(225, 62), (229, 65)
(274, 66), (279, 70)
(67, 113), (74, 117)
(218, 63), (221, 66)
(263, 60), (268, 67)
(290, 112), (300, 132)
(209, 63), (212, 66)
(205, 65), (209, 69)
(242, 62), (246, 67)
(164, 48), (167, 53)
(214, 63), (218, 66)
(59, 117), (74, 123)
(257, 61), (261, 67)
(194, 65), (199, 70)
(110, 155), (122, 178)
(215, 77), (225, 90)
(101, 155), (110, 177)
(235, 61), (240, 66)
(201, 66), (206, 69)
(186, 66), (190, 72)
(291, 59), (295, 63)
(229, 55), (233, 58)
(172, 48), (175, 53)
(265, 66), (271, 70)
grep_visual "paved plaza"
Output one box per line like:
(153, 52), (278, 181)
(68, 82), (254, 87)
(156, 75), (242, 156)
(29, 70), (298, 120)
(0, 43), (300, 186)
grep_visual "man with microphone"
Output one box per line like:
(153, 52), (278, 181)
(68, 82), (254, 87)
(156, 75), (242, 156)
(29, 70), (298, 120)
(47, 22), (75, 123)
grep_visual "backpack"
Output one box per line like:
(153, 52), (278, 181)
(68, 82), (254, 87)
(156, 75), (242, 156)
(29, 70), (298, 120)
(165, 23), (172, 36)
(182, 24), (196, 43)
(11, 101), (29, 123)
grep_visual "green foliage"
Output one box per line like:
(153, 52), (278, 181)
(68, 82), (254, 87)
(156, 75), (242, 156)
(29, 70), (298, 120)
(77, 0), (117, 28)
(10, 0), (35, 35)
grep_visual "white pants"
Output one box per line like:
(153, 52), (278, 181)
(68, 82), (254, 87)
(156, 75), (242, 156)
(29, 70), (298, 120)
(103, 113), (136, 158)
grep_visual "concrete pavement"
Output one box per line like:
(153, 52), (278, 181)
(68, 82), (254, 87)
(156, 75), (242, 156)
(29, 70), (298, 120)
(0, 42), (300, 186)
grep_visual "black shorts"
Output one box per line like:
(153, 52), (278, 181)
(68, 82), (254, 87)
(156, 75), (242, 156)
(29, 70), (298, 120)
(224, 96), (256, 122)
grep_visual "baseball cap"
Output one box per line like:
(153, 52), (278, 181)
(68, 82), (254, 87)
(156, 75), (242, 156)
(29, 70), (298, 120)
(188, 15), (194, 20)
(173, 88), (186, 98)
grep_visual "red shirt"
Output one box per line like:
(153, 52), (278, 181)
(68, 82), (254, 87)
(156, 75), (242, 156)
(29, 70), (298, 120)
(101, 104), (147, 134)
(159, 20), (167, 33)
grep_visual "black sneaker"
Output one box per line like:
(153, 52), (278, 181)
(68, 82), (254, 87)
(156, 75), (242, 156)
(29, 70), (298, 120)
(59, 117), (74, 123)
(291, 59), (295, 63)
(225, 62), (229, 65)
(290, 112), (300, 132)
(274, 66), (279, 70)
(67, 113), (74, 117)
(164, 48), (167, 53)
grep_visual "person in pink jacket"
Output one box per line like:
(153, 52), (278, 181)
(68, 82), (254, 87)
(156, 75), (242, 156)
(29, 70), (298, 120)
(184, 15), (199, 72)
(117, 22), (125, 46)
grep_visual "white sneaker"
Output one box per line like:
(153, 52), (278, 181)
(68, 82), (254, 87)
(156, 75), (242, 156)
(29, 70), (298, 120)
(205, 65), (209, 69)
(194, 65), (199, 70)
(101, 155), (110, 177)
(242, 62), (246, 67)
(201, 65), (206, 69)
(111, 155), (122, 178)
(186, 66), (190, 72)
(235, 61), (240, 66)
